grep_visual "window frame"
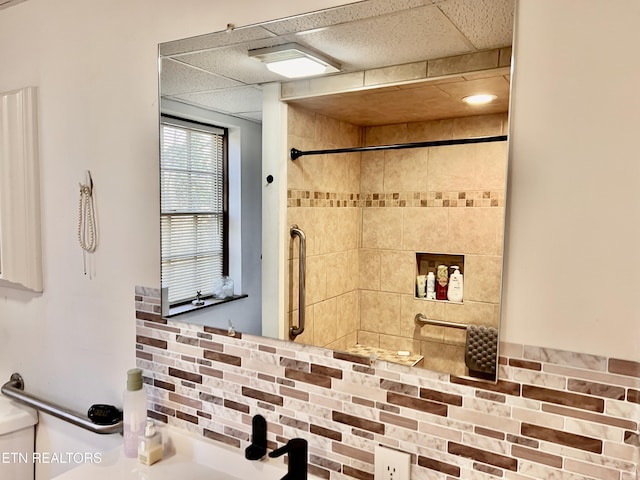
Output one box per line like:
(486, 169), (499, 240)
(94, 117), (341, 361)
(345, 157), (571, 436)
(160, 114), (229, 307)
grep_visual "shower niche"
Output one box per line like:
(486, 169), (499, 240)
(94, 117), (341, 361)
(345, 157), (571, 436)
(415, 252), (464, 303)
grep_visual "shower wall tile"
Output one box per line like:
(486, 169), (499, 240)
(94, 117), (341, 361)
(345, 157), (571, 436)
(464, 255), (503, 304)
(288, 108), (508, 379)
(361, 208), (402, 249)
(358, 249), (381, 291)
(287, 105), (362, 350)
(382, 149), (428, 192)
(420, 342), (467, 376)
(379, 250), (415, 295)
(448, 207), (501, 255)
(444, 300), (498, 328)
(401, 207), (449, 252)
(336, 292), (359, 341)
(289, 106), (316, 139)
(406, 118), (455, 143)
(359, 290), (401, 336)
(476, 141), (509, 191)
(451, 113), (506, 138)
(314, 298), (338, 347)
(364, 123), (408, 146)
(427, 143), (478, 192)
(359, 151), (384, 193)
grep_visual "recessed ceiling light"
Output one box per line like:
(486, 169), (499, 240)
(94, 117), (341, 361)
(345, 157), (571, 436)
(248, 43), (340, 79)
(462, 94), (497, 106)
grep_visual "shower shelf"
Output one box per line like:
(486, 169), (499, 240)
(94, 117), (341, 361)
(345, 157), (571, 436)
(415, 252), (464, 302)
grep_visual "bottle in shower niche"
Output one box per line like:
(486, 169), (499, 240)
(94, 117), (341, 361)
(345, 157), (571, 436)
(447, 266), (463, 302)
(436, 265), (448, 300)
(426, 272), (436, 299)
(416, 275), (426, 298)
(123, 368), (147, 458)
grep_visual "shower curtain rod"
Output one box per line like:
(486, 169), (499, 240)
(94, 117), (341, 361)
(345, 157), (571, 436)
(290, 134), (507, 160)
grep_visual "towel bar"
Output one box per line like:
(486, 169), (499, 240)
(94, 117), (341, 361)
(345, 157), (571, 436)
(414, 313), (467, 330)
(1, 373), (123, 435)
(290, 225), (306, 339)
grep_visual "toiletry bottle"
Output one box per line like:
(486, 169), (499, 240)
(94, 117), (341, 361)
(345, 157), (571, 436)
(138, 421), (163, 465)
(416, 275), (426, 298)
(123, 368), (147, 458)
(447, 266), (464, 302)
(426, 272), (436, 299)
(436, 265), (449, 300)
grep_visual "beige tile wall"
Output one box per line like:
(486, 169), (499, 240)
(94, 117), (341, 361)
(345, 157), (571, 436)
(359, 111), (508, 375)
(287, 106), (362, 351)
(287, 106), (509, 375)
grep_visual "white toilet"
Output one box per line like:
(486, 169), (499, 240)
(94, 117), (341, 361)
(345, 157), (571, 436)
(0, 395), (38, 480)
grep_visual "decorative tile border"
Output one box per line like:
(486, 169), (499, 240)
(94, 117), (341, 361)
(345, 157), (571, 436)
(135, 286), (639, 480)
(287, 190), (505, 208)
(287, 190), (360, 208)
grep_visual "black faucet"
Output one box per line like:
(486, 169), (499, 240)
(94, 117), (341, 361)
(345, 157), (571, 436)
(268, 438), (308, 480)
(245, 415), (267, 460)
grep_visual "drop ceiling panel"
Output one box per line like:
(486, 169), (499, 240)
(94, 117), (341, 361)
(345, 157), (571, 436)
(160, 25), (276, 57)
(262, 0), (425, 36)
(438, 0), (514, 49)
(160, 58), (244, 96)
(173, 86), (263, 116)
(176, 41), (285, 85)
(290, 5), (474, 72)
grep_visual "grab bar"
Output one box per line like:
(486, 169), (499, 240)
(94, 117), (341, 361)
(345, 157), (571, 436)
(290, 225), (306, 339)
(415, 313), (467, 330)
(1, 373), (123, 435)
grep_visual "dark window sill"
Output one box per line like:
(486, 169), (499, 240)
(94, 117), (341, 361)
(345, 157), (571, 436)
(165, 294), (248, 318)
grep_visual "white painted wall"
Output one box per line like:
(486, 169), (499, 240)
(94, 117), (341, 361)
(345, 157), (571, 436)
(0, 0), (639, 478)
(501, 0), (640, 360)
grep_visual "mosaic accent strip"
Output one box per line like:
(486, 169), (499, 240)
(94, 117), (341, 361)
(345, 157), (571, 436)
(287, 189), (505, 208)
(135, 286), (640, 480)
(287, 190), (360, 208)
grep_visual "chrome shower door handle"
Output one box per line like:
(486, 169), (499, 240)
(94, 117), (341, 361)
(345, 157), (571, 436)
(290, 225), (306, 339)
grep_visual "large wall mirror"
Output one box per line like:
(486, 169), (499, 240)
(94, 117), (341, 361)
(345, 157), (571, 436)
(158, 0), (514, 382)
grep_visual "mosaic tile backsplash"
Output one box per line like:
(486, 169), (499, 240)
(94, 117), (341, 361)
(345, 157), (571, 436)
(135, 286), (639, 480)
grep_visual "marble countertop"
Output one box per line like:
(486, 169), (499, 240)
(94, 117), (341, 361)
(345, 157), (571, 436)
(52, 450), (242, 480)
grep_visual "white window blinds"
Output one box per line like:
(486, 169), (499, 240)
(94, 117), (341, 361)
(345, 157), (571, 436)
(160, 119), (226, 304)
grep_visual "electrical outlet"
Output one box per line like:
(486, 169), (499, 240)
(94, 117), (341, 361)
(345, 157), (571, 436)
(374, 445), (411, 480)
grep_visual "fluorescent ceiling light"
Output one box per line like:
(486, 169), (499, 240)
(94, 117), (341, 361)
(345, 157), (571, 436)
(462, 94), (498, 105)
(249, 43), (340, 79)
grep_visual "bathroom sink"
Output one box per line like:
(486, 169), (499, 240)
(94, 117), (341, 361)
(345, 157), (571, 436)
(0, 394), (38, 434)
(52, 425), (317, 480)
(51, 450), (244, 480)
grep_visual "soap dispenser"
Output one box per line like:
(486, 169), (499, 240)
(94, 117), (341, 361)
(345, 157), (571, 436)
(138, 421), (163, 465)
(447, 266), (463, 302)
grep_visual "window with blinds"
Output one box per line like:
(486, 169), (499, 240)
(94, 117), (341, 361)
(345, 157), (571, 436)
(160, 117), (228, 305)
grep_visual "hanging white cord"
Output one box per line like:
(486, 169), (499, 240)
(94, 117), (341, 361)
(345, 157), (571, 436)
(78, 172), (97, 275)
